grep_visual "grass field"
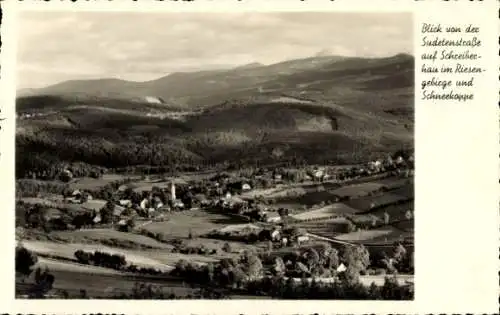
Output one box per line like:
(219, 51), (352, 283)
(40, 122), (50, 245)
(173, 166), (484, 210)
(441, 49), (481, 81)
(21, 240), (175, 270)
(272, 190), (339, 211)
(142, 208), (247, 239)
(291, 203), (359, 221)
(329, 182), (385, 198)
(293, 217), (352, 238)
(51, 229), (173, 250)
(392, 220), (414, 232)
(19, 197), (60, 207)
(69, 174), (133, 190)
(17, 258), (195, 298)
(389, 183), (414, 199)
(370, 201), (414, 222)
(345, 193), (409, 212)
(375, 177), (412, 190)
(335, 226), (411, 244)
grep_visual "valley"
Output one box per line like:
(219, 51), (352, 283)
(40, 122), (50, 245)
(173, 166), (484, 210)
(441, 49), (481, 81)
(15, 53), (414, 300)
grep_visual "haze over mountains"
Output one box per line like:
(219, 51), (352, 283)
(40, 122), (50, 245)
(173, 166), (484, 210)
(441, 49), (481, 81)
(16, 53), (414, 176)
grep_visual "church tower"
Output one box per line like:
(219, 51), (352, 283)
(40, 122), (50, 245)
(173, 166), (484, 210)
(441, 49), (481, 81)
(171, 182), (176, 201)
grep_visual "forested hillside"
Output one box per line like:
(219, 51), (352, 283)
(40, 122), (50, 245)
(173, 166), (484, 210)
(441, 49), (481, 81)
(16, 54), (414, 179)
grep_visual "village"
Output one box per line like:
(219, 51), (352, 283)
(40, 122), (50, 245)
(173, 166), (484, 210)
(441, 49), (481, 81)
(16, 150), (414, 298)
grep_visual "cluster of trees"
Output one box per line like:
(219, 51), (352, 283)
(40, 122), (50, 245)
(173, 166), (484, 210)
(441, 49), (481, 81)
(172, 250), (264, 287)
(17, 122), (412, 182)
(171, 243), (218, 256)
(16, 245), (56, 298)
(245, 274), (413, 300)
(264, 243), (368, 280)
(372, 244), (414, 274)
(168, 244), (413, 300)
(206, 229), (261, 244)
(74, 250), (127, 270)
(20, 203), (71, 232)
(16, 179), (68, 198)
(17, 132), (202, 180)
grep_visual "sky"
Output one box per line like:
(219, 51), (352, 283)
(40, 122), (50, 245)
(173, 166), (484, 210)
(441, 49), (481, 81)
(17, 12), (412, 89)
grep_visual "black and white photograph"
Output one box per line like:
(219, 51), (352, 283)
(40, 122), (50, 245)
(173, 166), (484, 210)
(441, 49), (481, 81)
(14, 11), (415, 300)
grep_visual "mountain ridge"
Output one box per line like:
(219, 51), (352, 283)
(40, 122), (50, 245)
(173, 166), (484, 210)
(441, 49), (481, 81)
(16, 53), (414, 177)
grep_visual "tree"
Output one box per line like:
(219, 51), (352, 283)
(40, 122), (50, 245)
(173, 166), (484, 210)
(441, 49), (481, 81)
(295, 261), (309, 277)
(273, 257), (286, 276)
(304, 247), (320, 270)
(231, 266), (247, 288)
(338, 265), (361, 285)
(246, 255), (263, 280)
(342, 245), (370, 273)
(326, 248), (340, 270)
(30, 267), (55, 298)
(346, 220), (356, 233)
(16, 245), (38, 276)
(393, 244), (407, 263)
(100, 201), (115, 224)
(222, 242), (232, 253)
(383, 211), (390, 225)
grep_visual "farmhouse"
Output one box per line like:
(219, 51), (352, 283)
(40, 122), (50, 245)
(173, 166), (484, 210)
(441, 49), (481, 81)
(271, 229), (281, 241)
(71, 189), (82, 199)
(113, 205), (126, 217)
(119, 199), (132, 207)
(281, 237), (288, 247)
(172, 199), (185, 209)
(297, 235), (310, 244)
(265, 211), (282, 223)
(140, 198), (149, 210)
(336, 263), (347, 273)
(43, 208), (62, 221)
(93, 214), (102, 224)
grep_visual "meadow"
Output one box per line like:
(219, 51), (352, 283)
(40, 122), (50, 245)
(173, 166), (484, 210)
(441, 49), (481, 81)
(141, 208), (248, 239)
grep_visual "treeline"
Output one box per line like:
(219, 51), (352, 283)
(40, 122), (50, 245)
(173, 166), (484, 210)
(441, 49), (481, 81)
(16, 245), (56, 298)
(74, 250), (127, 270)
(16, 126), (411, 179)
(245, 274), (413, 300)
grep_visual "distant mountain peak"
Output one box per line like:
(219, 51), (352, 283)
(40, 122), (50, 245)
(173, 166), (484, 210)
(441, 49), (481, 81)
(315, 49), (334, 57)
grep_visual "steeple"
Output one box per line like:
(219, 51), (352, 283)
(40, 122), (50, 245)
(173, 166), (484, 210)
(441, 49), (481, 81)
(171, 181), (176, 201)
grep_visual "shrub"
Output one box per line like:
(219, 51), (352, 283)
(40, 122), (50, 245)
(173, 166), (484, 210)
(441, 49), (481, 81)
(16, 245), (38, 276)
(222, 242), (232, 253)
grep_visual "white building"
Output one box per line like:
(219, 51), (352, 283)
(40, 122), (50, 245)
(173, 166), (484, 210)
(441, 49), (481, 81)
(171, 182), (176, 201)
(336, 263), (347, 273)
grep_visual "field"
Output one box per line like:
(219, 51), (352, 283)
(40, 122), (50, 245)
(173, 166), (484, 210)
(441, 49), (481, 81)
(21, 239), (223, 269)
(141, 208), (248, 239)
(375, 177), (413, 190)
(293, 217), (352, 237)
(20, 197), (61, 207)
(345, 193), (409, 212)
(50, 228), (173, 250)
(125, 178), (189, 194)
(329, 182), (385, 198)
(291, 203), (359, 221)
(69, 174), (133, 190)
(16, 258), (196, 298)
(370, 201), (414, 222)
(389, 183), (414, 199)
(334, 226), (411, 244)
